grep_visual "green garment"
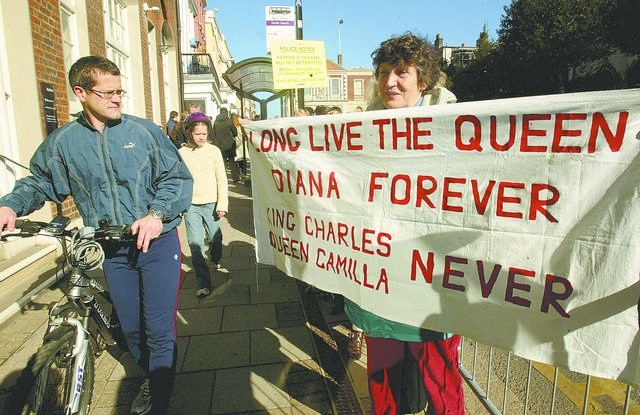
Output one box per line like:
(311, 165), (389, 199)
(344, 299), (453, 342)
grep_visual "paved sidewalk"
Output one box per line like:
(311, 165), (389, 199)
(0, 181), (371, 414)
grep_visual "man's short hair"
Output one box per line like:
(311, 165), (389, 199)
(170, 111), (179, 118)
(68, 56), (120, 89)
(371, 32), (440, 92)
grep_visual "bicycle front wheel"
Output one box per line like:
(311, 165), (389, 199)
(11, 328), (95, 415)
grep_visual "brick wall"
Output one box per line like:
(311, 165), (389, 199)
(28, 0), (79, 218)
(29, 0), (68, 132)
(86, 0), (106, 56)
(145, 0), (167, 125)
(139, 3), (153, 120)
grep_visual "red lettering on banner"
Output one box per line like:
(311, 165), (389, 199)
(552, 113), (586, 153)
(410, 250), (571, 317)
(442, 177), (465, 212)
(268, 232), (309, 262)
(309, 122), (363, 151)
(506, 267), (535, 307)
(368, 172), (386, 202)
(471, 180), (496, 214)
(315, 249), (389, 293)
(541, 274), (572, 317)
(372, 117), (434, 150)
(368, 173), (560, 222)
(588, 111), (628, 153)
(497, 181), (524, 219)
(391, 174), (411, 205)
(411, 250), (434, 283)
(455, 115), (482, 152)
(529, 184), (559, 222)
(260, 128), (300, 152)
(304, 216), (392, 257)
(490, 115), (517, 151)
(266, 208), (296, 231)
(443, 255), (466, 292)
(521, 114), (551, 152)
(417, 176), (438, 208)
(271, 169), (340, 198)
(477, 260), (502, 297)
(454, 112), (630, 153)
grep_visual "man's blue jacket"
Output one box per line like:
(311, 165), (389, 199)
(1, 113), (193, 232)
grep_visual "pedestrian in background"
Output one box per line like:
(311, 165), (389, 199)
(171, 103), (202, 148)
(314, 105), (329, 115)
(179, 112), (228, 298)
(166, 110), (179, 136)
(213, 107), (241, 182)
(232, 113), (249, 181)
(344, 32), (465, 415)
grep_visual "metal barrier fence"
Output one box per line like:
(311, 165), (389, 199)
(459, 337), (639, 414)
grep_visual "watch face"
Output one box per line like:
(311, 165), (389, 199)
(149, 209), (164, 220)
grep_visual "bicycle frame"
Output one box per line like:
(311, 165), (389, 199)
(6, 219), (131, 414)
(44, 260), (121, 413)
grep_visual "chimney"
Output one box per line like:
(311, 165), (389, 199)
(338, 54), (343, 66)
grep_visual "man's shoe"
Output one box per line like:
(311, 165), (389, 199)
(195, 288), (211, 298)
(131, 378), (151, 415)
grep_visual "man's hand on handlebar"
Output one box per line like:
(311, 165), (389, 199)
(130, 215), (163, 253)
(0, 206), (18, 235)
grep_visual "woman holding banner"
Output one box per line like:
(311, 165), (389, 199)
(344, 32), (465, 414)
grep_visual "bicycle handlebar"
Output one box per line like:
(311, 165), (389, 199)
(11, 218), (133, 242)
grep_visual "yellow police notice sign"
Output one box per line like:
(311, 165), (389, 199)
(271, 40), (328, 89)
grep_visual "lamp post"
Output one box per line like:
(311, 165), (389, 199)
(295, 0), (304, 108)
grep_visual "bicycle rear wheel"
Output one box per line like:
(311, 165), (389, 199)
(10, 328), (95, 415)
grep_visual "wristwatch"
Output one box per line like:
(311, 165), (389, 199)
(148, 208), (165, 221)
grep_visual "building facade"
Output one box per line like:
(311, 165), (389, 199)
(179, 1), (237, 117)
(303, 59), (375, 113)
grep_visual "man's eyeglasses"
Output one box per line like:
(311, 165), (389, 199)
(85, 88), (126, 100)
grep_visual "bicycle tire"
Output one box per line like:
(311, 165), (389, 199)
(8, 328), (95, 415)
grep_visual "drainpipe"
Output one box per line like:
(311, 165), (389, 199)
(176, 0), (185, 113)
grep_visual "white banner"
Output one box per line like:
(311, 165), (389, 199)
(243, 89), (640, 385)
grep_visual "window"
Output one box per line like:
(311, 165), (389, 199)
(60, 0), (78, 102)
(354, 79), (364, 97)
(330, 78), (341, 99)
(311, 87), (326, 100)
(105, 0), (126, 48)
(103, 0), (130, 111)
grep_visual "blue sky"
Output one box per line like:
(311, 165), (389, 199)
(208, 0), (512, 69)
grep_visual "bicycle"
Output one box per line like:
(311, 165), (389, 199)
(4, 217), (132, 415)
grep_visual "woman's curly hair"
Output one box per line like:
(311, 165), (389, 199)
(372, 32), (441, 92)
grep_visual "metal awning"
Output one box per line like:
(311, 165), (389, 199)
(222, 57), (292, 118)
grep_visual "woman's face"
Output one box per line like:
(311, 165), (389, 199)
(377, 62), (426, 108)
(190, 123), (208, 147)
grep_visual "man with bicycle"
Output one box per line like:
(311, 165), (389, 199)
(0, 56), (193, 415)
